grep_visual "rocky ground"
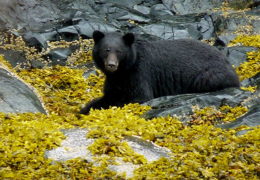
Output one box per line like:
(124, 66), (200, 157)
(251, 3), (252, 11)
(0, 0), (259, 179)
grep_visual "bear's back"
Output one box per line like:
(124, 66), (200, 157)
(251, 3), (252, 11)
(134, 38), (239, 96)
(135, 38), (233, 76)
(136, 39), (228, 64)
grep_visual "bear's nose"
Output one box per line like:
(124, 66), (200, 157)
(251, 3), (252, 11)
(105, 59), (118, 72)
(105, 53), (119, 72)
(106, 62), (118, 72)
(108, 63), (116, 68)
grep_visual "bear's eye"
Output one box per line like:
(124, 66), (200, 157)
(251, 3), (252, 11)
(116, 50), (122, 54)
(105, 48), (111, 52)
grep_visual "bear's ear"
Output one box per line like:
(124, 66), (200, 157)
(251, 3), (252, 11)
(123, 33), (135, 46)
(93, 30), (105, 43)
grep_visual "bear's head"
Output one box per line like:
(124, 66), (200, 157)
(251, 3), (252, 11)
(92, 31), (137, 74)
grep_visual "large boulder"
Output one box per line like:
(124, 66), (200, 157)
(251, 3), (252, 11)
(0, 0), (60, 31)
(0, 65), (47, 114)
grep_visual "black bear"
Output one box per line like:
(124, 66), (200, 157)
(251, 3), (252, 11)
(80, 31), (240, 114)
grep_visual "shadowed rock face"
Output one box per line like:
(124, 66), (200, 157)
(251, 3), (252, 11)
(0, 67), (46, 114)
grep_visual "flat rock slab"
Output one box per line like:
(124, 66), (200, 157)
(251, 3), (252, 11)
(220, 103), (260, 129)
(144, 87), (260, 128)
(45, 128), (170, 178)
(143, 88), (251, 120)
(0, 66), (46, 114)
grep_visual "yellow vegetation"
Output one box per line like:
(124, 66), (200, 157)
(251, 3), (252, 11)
(190, 105), (248, 125)
(230, 35), (260, 91)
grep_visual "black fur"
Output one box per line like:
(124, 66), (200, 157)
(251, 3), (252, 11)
(80, 31), (240, 114)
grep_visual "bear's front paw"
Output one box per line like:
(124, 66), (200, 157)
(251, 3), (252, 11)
(79, 97), (106, 115)
(79, 105), (92, 115)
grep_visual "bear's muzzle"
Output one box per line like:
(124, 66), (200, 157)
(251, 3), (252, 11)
(105, 53), (119, 72)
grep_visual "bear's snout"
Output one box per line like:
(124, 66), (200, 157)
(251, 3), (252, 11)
(105, 53), (119, 72)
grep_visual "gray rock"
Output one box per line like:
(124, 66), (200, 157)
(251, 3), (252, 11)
(45, 128), (170, 178)
(141, 0), (162, 7)
(139, 13), (214, 40)
(0, 66), (46, 114)
(253, 74), (260, 88)
(97, 0), (143, 8)
(0, 0), (20, 30)
(57, 26), (80, 42)
(0, 46), (50, 69)
(248, 7), (260, 33)
(0, 49), (28, 68)
(241, 73), (260, 91)
(46, 48), (75, 66)
(117, 13), (150, 23)
(198, 14), (215, 39)
(219, 103), (260, 129)
(133, 5), (151, 15)
(143, 88), (251, 121)
(150, 4), (174, 17)
(140, 23), (177, 40)
(45, 129), (94, 161)
(125, 136), (171, 161)
(227, 46), (259, 67)
(8, 0), (60, 31)
(215, 34), (237, 46)
(162, 0), (223, 15)
(216, 14), (251, 33)
(23, 32), (49, 50)
(75, 20), (118, 38)
(213, 8), (260, 35)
